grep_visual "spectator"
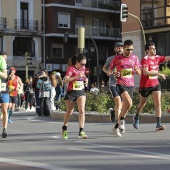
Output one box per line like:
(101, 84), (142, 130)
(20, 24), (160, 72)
(55, 72), (63, 111)
(49, 71), (57, 113)
(38, 69), (51, 116)
(24, 77), (35, 111)
(32, 70), (42, 116)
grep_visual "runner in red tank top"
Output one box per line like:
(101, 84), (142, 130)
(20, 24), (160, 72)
(7, 67), (23, 123)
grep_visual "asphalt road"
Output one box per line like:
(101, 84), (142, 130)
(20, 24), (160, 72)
(0, 111), (170, 170)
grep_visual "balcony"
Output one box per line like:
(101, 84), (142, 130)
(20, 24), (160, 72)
(75, 25), (121, 38)
(0, 17), (7, 29)
(14, 19), (39, 31)
(75, 0), (120, 10)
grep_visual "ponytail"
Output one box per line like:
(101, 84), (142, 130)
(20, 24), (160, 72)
(66, 54), (86, 68)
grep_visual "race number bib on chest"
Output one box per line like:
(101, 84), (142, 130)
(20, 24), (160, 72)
(73, 81), (84, 90)
(0, 82), (6, 92)
(121, 69), (132, 78)
(149, 70), (158, 79)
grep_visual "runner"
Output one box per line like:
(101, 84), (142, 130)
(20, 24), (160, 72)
(61, 54), (88, 139)
(133, 42), (170, 131)
(0, 51), (8, 138)
(7, 67), (23, 123)
(102, 42), (123, 137)
(109, 40), (141, 135)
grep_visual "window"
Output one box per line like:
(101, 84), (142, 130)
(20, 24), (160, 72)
(58, 13), (70, 28)
(13, 37), (35, 57)
(51, 44), (63, 58)
(20, 2), (29, 29)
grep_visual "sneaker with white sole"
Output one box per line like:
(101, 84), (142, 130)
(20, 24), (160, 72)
(156, 123), (165, 131)
(78, 131), (88, 139)
(119, 119), (125, 132)
(112, 128), (122, 137)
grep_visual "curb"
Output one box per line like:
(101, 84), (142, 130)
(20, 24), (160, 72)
(51, 111), (170, 123)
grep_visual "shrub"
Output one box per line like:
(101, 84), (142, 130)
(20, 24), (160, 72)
(57, 89), (170, 114)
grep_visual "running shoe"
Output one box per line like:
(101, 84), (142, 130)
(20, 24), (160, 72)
(2, 129), (7, 138)
(112, 128), (122, 137)
(62, 130), (68, 139)
(109, 108), (115, 122)
(133, 115), (139, 129)
(156, 123), (165, 131)
(8, 119), (12, 123)
(78, 131), (88, 139)
(119, 119), (125, 132)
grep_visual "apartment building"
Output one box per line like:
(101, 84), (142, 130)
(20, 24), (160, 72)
(44, 0), (122, 83)
(121, 0), (170, 86)
(0, 0), (42, 81)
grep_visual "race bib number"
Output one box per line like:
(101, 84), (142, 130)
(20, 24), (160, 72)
(149, 70), (158, 79)
(0, 82), (6, 92)
(149, 75), (158, 79)
(121, 69), (132, 78)
(73, 81), (84, 90)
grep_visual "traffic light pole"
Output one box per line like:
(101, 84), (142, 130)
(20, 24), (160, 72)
(64, 30), (100, 87)
(128, 12), (146, 46)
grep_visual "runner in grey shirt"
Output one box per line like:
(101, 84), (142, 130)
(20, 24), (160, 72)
(102, 42), (123, 137)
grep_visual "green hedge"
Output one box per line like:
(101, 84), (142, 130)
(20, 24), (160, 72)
(58, 90), (170, 114)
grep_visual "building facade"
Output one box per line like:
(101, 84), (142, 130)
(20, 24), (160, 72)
(0, 0), (42, 81)
(121, 0), (170, 87)
(43, 0), (122, 84)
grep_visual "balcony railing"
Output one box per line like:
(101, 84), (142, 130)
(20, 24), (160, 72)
(14, 19), (39, 31)
(75, 25), (121, 37)
(75, 0), (120, 10)
(0, 17), (7, 29)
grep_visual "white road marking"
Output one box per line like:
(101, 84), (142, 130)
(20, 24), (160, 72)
(72, 140), (170, 160)
(0, 157), (70, 170)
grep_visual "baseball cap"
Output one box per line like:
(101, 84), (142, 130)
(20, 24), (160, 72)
(10, 67), (16, 72)
(55, 72), (61, 77)
(37, 70), (42, 75)
(114, 42), (123, 48)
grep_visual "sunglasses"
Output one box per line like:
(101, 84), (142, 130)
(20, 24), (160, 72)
(80, 63), (86, 66)
(124, 48), (134, 51)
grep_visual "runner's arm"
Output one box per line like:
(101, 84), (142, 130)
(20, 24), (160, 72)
(0, 69), (7, 79)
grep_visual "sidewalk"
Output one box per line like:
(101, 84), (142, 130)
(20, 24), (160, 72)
(51, 111), (170, 123)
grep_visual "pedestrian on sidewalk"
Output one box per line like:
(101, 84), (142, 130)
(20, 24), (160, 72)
(133, 42), (170, 131)
(62, 54), (88, 139)
(0, 51), (8, 138)
(49, 71), (57, 113)
(109, 40), (141, 135)
(102, 42), (123, 137)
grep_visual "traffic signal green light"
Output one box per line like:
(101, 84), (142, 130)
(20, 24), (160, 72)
(120, 4), (128, 22)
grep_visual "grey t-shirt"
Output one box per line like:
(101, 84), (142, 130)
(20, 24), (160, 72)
(104, 55), (116, 87)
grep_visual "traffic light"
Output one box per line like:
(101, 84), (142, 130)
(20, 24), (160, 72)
(63, 32), (69, 43)
(120, 4), (128, 22)
(25, 52), (32, 66)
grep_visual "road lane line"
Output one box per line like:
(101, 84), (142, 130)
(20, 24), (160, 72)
(73, 141), (170, 160)
(0, 157), (71, 170)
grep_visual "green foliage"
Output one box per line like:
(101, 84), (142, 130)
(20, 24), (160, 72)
(57, 90), (170, 114)
(159, 63), (170, 77)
